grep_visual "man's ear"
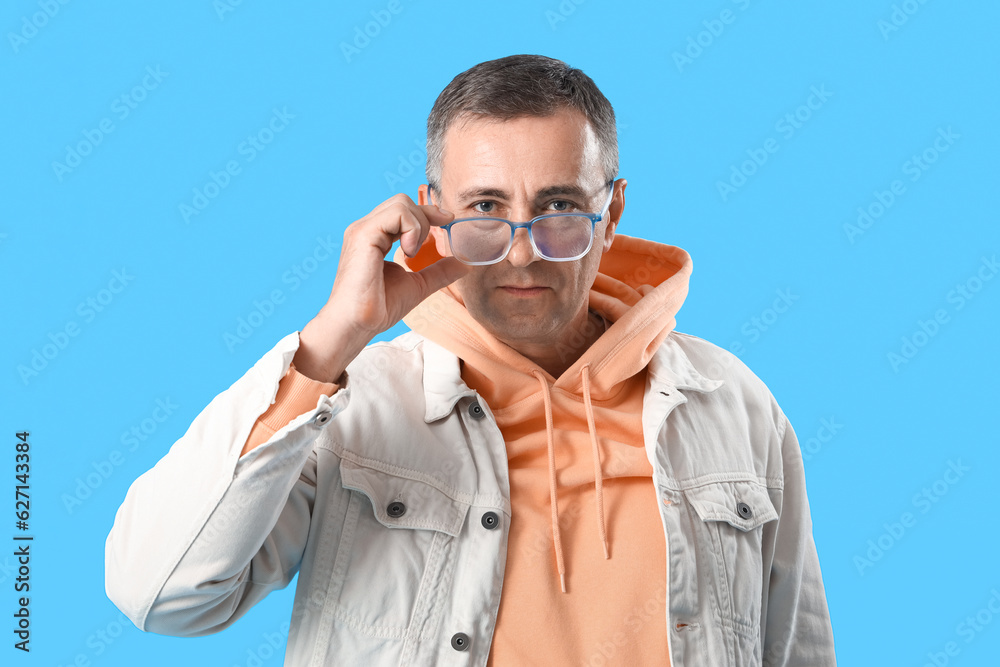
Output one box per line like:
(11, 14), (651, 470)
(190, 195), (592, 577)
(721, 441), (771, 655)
(417, 183), (430, 206)
(428, 226), (450, 256)
(603, 178), (626, 252)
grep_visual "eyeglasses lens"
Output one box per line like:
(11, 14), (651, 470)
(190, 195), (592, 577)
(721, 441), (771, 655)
(449, 216), (593, 263)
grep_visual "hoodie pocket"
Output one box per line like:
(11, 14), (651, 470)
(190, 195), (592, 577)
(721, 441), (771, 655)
(685, 480), (778, 651)
(327, 458), (471, 636)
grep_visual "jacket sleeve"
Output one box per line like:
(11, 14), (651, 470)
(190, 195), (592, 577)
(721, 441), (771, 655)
(104, 331), (350, 637)
(241, 362), (340, 455)
(760, 416), (837, 666)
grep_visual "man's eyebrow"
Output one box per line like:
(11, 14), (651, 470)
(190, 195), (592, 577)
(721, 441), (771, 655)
(534, 184), (590, 200)
(456, 187), (509, 202)
(455, 184), (591, 202)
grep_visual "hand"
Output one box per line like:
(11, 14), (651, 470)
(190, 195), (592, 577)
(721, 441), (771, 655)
(293, 194), (469, 384)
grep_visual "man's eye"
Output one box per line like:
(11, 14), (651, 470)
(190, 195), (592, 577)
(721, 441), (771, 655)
(549, 200), (574, 212)
(473, 201), (496, 214)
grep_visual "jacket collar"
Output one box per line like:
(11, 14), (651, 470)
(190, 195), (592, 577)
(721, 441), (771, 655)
(422, 338), (478, 422)
(640, 335), (725, 478)
(419, 332), (723, 422)
(646, 334), (725, 395)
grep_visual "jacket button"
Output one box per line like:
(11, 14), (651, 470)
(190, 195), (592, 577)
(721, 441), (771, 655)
(451, 632), (470, 651)
(468, 401), (485, 419)
(736, 502), (752, 520)
(481, 511), (499, 530)
(386, 501), (406, 518)
(312, 410), (332, 426)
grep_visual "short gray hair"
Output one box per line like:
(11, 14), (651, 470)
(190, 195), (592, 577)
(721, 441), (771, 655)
(425, 54), (618, 190)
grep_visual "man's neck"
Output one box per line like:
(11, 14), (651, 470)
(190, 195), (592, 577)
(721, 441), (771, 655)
(507, 309), (607, 378)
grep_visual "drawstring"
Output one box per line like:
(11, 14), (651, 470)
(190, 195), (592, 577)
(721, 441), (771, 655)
(581, 365), (610, 560)
(531, 370), (566, 593)
(531, 364), (611, 595)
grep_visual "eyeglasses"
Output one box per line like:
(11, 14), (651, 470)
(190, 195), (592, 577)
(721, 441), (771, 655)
(428, 183), (615, 266)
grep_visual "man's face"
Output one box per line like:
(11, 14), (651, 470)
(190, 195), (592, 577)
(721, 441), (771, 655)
(422, 107), (624, 352)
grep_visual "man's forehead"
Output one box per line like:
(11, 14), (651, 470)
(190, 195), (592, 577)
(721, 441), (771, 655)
(437, 109), (603, 197)
(449, 107), (590, 134)
(453, 183), (593, 202)
(442, 109), (595, 151)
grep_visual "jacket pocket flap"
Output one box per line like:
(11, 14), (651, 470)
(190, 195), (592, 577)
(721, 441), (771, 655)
(340, 458), (471, 537)
(685, 480), (778, 532)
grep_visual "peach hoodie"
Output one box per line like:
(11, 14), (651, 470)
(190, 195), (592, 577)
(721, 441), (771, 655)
(242, 234), (694, 664)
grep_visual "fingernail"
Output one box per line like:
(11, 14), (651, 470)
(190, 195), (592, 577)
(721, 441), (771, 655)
(437, 206), (452, 216)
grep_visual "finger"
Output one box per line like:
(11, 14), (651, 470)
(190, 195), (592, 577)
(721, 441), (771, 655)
(413, 256), (470, 297)
(366, 198), (451, 257)
(392, 206), (433, 258)
(362, 202), (421, 257)
(380, 256), (469, 325)
(369, 194), (449, 221)
(418, 203), (453, 223)
(369, 193), (415, 217)
(399, 204), (452, 256)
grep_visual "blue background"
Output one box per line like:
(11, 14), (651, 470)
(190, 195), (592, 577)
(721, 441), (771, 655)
(2, 1), (998, 665)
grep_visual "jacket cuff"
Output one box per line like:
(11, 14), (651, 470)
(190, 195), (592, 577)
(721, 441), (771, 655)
(258, 362), (340, 433)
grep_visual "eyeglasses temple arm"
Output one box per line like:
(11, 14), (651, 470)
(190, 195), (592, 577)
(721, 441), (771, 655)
(597, 181), (616, 219)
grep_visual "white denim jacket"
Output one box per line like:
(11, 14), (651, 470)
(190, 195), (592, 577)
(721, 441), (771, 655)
(105, 329), (836, 666)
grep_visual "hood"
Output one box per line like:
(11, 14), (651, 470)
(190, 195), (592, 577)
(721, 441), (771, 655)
(397, 233), (692, 393)
(396, 233), (693, 591)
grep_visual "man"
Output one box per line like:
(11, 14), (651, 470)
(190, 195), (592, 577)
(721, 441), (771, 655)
(106, 55), (836, 665)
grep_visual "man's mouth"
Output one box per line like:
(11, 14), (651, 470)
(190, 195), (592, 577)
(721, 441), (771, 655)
(499, 285), (548, 297)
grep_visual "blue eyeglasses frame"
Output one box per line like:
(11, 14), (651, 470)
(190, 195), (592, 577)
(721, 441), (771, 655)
(428, 182), (616, 266)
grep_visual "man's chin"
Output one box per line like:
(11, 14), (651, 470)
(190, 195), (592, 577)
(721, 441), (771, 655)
(478, 313), (558, 347)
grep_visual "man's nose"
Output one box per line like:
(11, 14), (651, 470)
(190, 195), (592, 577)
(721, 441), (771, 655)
(505, 226), (538, 267)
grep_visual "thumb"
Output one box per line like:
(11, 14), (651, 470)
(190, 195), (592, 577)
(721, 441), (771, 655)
(413, 256), (470, 298)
